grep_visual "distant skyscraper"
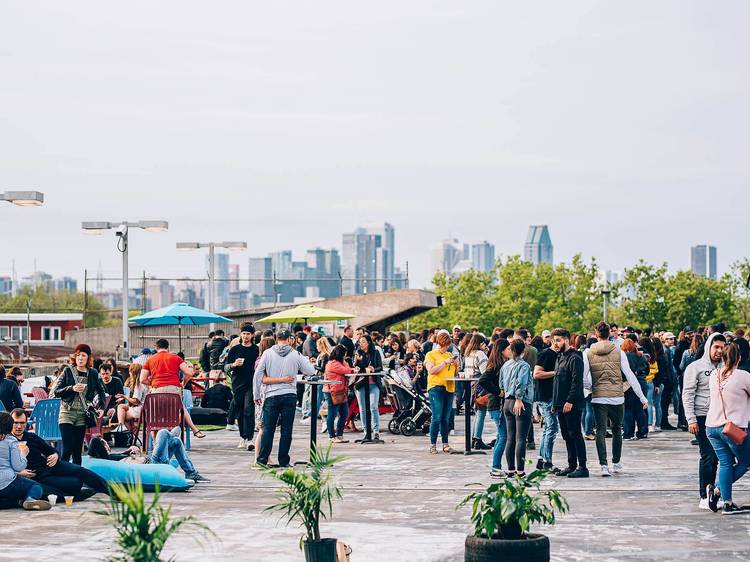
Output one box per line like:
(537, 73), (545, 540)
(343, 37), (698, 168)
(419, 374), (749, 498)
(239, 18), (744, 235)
(228, 264), (240, 292)
(207, 252), (230, 311)
(471, 241), (496, 273)
(691, 245), (717, 280)
(306, 248), (341, 298)
(524, 225), (553, 265)
(432, 239), (463, 275)
(248, 257), (273, 300)
(342, 224), (395, 295)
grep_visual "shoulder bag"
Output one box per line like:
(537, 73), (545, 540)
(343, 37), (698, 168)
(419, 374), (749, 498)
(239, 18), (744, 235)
(717, 371), (748, 446)
(472, 354), (490, 408)
(74, 368), (99, 428)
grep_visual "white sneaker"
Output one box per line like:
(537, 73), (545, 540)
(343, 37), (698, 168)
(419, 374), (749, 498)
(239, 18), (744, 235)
(699, 498), (710, 510)
(600, 465), (612, 477)
(237, 438), (247, 449)
(226, 424), (239, 432)
(652, 426), (661, 433)
(320, 426), (328, 434)
(449, 430), (456, 436)
(612, 462), (623, 474)
(300, 417), (311, 425)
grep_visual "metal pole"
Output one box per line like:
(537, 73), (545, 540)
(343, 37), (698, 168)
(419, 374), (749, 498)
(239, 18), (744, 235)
(602, 289), (609, 323)
(122, 229), (129, 361)
(83, 269), (88, 329)
(208, 243), (215, 331)
(26, 296), (31, 360)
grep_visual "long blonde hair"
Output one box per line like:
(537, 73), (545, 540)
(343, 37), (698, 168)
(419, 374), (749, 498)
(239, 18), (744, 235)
(316, 336), (333, 356)
(125, 363), (142, 393)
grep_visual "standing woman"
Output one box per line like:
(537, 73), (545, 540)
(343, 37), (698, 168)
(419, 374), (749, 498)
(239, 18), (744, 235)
(464, 334), (491, 450)
(479, 339), (510, 478)
(324, 345), (353, 443)
(353, 335), (384, 440)
(424, 331), (459, 454)
(652, 337), (676, 430)
(315, 336), (334, 425)
(50, 344), (106, 465)
(501, 339), (534, 476)
(640, 337), (661, 432)
(705, 344), (750, 514)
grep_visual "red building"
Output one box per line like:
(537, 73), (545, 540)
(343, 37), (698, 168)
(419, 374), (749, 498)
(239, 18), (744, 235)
(0, 313), (83, 346)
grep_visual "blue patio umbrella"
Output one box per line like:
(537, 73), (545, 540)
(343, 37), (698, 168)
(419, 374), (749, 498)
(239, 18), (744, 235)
(129, 303), (232, 353)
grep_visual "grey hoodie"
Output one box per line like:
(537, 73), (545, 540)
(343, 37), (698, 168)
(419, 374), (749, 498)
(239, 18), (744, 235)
(682, 333), (723, 425)
(253, 344), (316, 401)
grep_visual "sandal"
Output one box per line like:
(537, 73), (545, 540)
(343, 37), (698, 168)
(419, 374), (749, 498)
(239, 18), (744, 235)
(442, 444), (452, 454)
(193, 430), (206, 439)
(429, 445), (438, 454)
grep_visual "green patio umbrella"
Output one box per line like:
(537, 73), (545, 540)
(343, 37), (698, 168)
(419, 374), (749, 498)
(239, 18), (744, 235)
(256, 304), (354, 325)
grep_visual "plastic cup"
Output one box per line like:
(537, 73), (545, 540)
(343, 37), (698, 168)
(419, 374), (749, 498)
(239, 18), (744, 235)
(64, 496), (74, 506)
(48, 494), (57, 506)
(237, 358), (245, 366)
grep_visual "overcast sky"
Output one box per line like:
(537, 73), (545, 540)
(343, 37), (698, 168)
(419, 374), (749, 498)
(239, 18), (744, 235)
(1, 1), (748, 290)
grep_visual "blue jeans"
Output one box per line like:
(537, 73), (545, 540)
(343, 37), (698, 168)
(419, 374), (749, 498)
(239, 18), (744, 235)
(707, 425), (750, 502)
(489, 408), (507, 470)
(428, 386), (453, 445)
(0, 476), (43, 506)
(538, 400), (558, 463)
(355, 384), (381, 434)
(583, 397), (594, 436)
(150, 428), (197, 478)
(258, 393), (298, 466)
(327, 401), (349, 438)
(646, 382), (662, 426)
(623, 391), (648, 439)
(472, 408), (487, 440)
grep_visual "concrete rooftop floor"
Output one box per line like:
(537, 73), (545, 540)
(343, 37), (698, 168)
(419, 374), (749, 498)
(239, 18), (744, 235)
(4, 412), (750, 562)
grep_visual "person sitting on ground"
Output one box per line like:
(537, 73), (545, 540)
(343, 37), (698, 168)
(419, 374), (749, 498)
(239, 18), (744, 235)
(114, 363), (148, 432)
(0, 411), (51, 510)
(9, 408), (109, 502)
(88, 428), (210, 483)
(201, 374), (233, 412)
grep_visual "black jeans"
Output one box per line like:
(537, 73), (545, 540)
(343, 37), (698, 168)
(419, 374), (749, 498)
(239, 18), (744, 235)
(594, 403), (624, 465)
(233, 385), (256, 440)
(59, 423), (86, 465)
(558, 407), (587, 470)
(623, 390), (648, 439)
(696, 415), (718, 499)
(258, 394), (297, 467)
(503, 399), (533, 472)
(660, 382), (674, 426)
(36, 459), (110, 498)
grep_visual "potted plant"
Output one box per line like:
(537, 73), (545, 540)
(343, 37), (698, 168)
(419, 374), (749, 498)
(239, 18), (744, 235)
(95, 481), (216, 562)
(457, 469), (569, 562)
(263, 444), (345, 562)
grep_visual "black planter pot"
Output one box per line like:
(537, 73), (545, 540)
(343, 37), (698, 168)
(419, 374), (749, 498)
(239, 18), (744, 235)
(464, 533), (550, 562)
(303, 538), (338, 562)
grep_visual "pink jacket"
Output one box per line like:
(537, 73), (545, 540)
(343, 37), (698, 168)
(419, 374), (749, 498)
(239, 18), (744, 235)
(324, 360), (352, 394)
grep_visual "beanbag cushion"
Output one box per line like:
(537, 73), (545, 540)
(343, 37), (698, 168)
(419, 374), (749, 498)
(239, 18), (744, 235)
(82, 457), (194, 492)
(189, 407), (227, 426)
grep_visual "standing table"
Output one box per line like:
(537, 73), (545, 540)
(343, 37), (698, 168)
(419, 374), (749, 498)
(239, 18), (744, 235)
(445, 377), (485, 456)
(346, 372), (386, 444)
(296, 377), (340, 465)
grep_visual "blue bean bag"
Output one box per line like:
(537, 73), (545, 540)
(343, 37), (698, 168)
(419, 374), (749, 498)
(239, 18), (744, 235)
(82, 457), (194, 492)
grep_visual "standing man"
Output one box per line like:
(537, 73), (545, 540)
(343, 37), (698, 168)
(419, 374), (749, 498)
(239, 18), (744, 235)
(683, 333), (725, 510)
(253, 330), (316, 467)
(302, 331), (320, 359)
(534, 336), (560, 471)
(541, 330), (552, 350)
(199, 331), (215, 375)
(551, 329), (588, 478)
(583, 322), (648, 477)
(224, 323), (259, 451)
(208, 329), (229, 378)
(340, 325), (356, 365)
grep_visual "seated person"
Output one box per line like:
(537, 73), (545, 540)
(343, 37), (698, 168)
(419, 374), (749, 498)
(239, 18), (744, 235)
(0, 367), (23, 412)
(0, 411), (50, 510)
(88, 427), (210, 483)
(200, 375), (233, 411)
(114, 363), (148, 432)
(9, 409), (108, 502)
(99, 362), (125, 418)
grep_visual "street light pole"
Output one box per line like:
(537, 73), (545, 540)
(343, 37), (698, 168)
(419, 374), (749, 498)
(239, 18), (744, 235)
(176, 241), (247, 314)
(83, 220), (168, 360)
(207, 243), (215, 313)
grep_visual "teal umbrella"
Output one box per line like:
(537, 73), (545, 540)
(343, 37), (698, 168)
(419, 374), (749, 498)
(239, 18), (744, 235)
(129, 302), (232, 352)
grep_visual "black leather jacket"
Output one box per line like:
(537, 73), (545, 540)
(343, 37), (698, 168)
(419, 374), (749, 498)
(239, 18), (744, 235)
(51, 365), (107, 408)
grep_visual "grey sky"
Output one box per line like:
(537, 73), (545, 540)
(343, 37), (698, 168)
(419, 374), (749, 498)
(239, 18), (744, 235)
(2, 1), (748, 290)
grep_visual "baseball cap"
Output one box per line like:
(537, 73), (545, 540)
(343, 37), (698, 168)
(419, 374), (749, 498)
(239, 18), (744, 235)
(452, 325), (462, 331)
(541, 330), (551, 338)
(277, 329), (292, 340)
(663, 332), (676, 339)
(141, 347), (153, 355)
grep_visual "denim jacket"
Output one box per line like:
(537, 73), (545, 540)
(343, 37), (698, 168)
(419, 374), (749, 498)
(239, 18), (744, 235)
(499, 358), (534, 404)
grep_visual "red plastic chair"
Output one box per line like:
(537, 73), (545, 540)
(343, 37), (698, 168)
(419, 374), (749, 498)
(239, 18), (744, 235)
(138, 393), (184, 453)
(31, 387), (49, 402)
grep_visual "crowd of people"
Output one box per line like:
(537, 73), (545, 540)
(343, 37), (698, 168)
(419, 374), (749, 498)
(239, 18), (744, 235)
(2, 318), (749, 516)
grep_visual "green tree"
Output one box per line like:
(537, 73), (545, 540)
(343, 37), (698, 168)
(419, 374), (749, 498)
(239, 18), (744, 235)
(0, 286), (109, 328)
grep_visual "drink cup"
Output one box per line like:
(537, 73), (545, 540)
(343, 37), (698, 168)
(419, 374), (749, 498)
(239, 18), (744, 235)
(237, 358), (245, 366)
(64, 496), (74, 506)
(48, 494), (57, 506)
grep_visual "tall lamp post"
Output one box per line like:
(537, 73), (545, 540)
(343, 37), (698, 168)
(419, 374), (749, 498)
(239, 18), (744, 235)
(82, 220), (168, 360)
(601, 288), (612, 323)
(1, 191), (45, 206)
(176, 241), (247, 313)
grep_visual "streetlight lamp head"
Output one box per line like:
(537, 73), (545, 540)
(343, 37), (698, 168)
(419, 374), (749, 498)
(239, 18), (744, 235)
(81, 221), (111, 235)
(2, 191), (45, 206)
(176, 242), (201, 251)
(222, 241), (248, 250)
(138, 220), (169, 233)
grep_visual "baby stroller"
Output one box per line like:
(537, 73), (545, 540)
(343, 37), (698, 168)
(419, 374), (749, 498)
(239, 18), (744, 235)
(384, 368), (431, 436)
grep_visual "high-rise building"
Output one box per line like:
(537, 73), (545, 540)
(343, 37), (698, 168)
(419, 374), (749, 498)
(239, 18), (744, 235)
(0, 276), (13, 295)
(306, 248), (341, 298)
(248, 257), (273, 300)
(207, 253), (230, 311)
(524, 225), (553, 265)
(431, 238), (463, 275)
(691, 245), (717, 280)
(51, 277), (78, 292)
(471, 241), (496, 274)
(146, 280), (175, 310)
(228, 264), (240, 292)
(342, 226), (394, 295)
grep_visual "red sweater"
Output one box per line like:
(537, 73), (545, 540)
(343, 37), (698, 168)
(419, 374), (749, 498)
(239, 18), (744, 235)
(324, 360), (352, 394)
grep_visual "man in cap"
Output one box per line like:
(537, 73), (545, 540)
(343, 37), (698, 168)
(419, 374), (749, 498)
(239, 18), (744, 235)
(225, 323), (260, 451)
(541, 330), (552, 349)
(254, 330), (316, 467)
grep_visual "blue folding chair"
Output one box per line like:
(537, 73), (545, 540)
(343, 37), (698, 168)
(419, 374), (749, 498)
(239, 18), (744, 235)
(31, 398), (62, 450)
(182, 389), (193, 450)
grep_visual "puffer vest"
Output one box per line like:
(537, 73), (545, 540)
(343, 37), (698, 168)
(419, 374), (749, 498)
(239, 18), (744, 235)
(588, 341), (623, 399)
